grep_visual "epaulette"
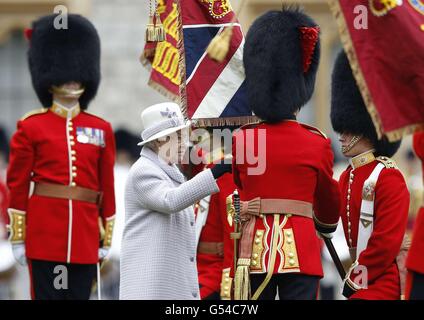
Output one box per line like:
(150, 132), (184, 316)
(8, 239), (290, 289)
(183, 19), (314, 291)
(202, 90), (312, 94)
(237, 120), (263, 132)
(299, 123), (327, 139)
(376, 156), (398, 169)
(20, 108), (48, 121)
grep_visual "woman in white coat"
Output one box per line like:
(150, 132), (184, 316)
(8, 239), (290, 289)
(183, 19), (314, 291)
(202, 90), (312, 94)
(119, 102), (230, 300)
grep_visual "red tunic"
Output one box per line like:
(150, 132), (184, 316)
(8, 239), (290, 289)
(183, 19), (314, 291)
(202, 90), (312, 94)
(407, 132), (424, 274)
(7, 105), (116, 264)
(339, 159), (409, 299)
(232, 120), (340, 277)
(0, 181), (8, 237)
(197, 171), (236, 299)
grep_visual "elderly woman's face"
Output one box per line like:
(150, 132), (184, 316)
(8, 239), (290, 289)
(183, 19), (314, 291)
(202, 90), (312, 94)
(155, 128), (189, 164)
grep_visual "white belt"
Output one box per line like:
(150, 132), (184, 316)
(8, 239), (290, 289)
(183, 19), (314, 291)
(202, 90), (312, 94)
(355, 163), (385, 259)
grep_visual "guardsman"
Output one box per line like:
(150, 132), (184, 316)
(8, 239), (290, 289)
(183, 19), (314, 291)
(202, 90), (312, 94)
(6, 14), (115, 300)
(406, 132), (424, 300)
(331, 51), (409, 300)
(231, 7), (341, 300)
(194, 134), (236, 300)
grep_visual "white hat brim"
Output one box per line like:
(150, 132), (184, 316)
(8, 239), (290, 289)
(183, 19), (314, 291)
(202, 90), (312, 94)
(137, 121), (191, 146)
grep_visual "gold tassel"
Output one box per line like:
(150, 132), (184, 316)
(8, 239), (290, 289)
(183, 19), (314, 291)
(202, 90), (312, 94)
(155, 13), (166, 42)
(146, 14), (156, 42)
(206, 0), (249, 62)
(206, 27), (233, 63)
(233, 258), (251, 300)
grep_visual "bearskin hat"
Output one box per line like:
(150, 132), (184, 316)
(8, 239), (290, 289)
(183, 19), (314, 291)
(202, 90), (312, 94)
(114, 129), (141, 161)
(331, 50), (401, 157)
(27, 14), (101, 109)
(243, 6), (321, 122)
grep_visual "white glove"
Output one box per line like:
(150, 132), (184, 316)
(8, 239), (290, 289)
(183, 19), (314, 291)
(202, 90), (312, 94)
(12, 243), (27, 266)
(98, 247), (109, 260)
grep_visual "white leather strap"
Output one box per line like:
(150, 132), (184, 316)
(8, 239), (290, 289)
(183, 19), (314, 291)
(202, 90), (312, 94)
(356, 163), (385, 259)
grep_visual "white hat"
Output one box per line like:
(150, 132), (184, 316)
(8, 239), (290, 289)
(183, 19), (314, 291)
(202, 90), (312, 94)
(138, 102), (190, 146)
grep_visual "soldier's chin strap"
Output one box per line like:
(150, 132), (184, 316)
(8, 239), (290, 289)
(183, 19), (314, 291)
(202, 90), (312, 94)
(50, 85), (85, 99)
(342, 135), (363, 154)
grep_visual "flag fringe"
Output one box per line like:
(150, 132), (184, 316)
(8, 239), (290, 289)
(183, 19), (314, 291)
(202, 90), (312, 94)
(192, 116), (260, 128)
(176, 0), (188, 120)
(385, 123), (424, 142)
(328, 0), (385, 140)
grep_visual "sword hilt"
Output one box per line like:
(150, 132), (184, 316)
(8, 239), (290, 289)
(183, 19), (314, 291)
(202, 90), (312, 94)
(232, 189), (241, 292)
(233, 189), (240, 225)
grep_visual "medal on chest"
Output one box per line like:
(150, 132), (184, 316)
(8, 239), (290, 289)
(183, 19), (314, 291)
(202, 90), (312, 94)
(76, 127), (106, 147)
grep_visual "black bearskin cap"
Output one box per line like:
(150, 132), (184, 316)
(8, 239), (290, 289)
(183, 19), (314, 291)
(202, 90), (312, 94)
(331, 50), (401, 157)
(28, 14), (101, 109)
(243, 6), (321, 122)
(115, 129), (140, 161)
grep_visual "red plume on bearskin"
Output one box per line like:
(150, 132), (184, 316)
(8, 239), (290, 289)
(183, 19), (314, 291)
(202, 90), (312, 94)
(24, 28), (33, 41)
(299, 26), (320, 73)
(243, 7), (321, 123)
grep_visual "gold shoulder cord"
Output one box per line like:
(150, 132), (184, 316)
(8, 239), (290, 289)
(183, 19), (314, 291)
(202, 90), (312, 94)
(7, 209), (26, 244)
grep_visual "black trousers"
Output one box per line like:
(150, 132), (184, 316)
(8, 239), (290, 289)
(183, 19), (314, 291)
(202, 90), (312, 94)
(28, 259), (97, 300)
(250, 273), (320, 300)
(199, 284), (221, 300)
(202, 291), (221, 300)
(409, 272), (424, 300)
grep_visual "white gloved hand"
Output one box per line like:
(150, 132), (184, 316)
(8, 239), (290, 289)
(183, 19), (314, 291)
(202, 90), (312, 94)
(98, 247), (109, 260)
(12, 243), (27, 266)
